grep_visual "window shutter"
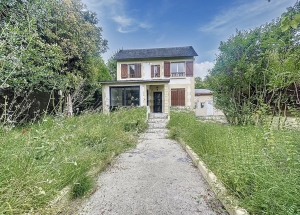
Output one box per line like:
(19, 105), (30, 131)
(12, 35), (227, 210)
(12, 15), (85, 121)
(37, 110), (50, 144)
(164, 61), (170, 77)
(151, 65), (154, 78)
(157, 65), (160, 77)
(186, 61), (193, 77)
(171, 89), (178, 106)
(171, 88), (185, 106)
(178, 88), (185, 106)
(121, 64), (128, 78)
(135, 63), (141, 78)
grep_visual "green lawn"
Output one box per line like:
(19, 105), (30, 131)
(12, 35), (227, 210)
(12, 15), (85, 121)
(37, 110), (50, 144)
(0, 107), (147, 214)
(167, 110), (300, 215)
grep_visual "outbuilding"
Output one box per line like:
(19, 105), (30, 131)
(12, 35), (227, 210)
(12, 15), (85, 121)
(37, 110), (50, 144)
(194, 89), (223, 116)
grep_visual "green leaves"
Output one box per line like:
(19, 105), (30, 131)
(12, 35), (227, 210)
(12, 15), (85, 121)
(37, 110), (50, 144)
(1, 0), (110, 100)
(280, 11), (300, 31)
(209, 2), (300, 125)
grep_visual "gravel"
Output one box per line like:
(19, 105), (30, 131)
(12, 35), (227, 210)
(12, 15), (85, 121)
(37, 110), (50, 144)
(79, 131), (226, 215)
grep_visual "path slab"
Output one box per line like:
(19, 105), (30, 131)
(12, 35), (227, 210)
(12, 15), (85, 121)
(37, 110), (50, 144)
(79, 130), (224, 215)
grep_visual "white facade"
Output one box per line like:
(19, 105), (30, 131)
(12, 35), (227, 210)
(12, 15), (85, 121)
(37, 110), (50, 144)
(101, 47), (198, 115)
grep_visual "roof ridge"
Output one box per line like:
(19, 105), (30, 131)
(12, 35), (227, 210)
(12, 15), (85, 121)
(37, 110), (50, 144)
(120, 46), (193, 51)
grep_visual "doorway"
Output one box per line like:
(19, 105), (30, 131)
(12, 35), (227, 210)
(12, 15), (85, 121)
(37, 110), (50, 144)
(153, 92), (162, 113)
(206, 100), (214, 115)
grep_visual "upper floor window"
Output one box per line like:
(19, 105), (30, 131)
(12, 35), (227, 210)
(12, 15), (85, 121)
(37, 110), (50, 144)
(151, 65), (160, 78)
(171, 62), (185, 77)
(129, 64), (135, 78)
(121, 63), (141, 78)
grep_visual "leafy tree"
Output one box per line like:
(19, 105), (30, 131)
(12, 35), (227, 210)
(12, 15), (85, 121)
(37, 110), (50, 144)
(268, 0), (300, 31)
(106, 51), (118, 80)
(195, 77), (208, 89)
(0, 0), (111, 119)
(208, 3), (300, 125)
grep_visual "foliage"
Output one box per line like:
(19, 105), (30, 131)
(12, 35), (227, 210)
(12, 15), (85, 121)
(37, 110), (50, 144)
(0, 107), (147, 214)
(280, 1), (300, 31)
(208, 2), (300, 125)
(71, 175), (94, 199)
(106, 51), (118, 80)
(0, 0), (110, 116)
(167, 110), (300, 215)
(195, 77), (208, 89)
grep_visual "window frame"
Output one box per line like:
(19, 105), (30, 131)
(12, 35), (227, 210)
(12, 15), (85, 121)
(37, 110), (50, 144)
(121, 63), (141, 79)
(154, 65), (159, 77)
(129, 64), (135, 78)
(110, 86), (140, 109)
(171, 62), (185, 77)
(151, 64), (160, 78)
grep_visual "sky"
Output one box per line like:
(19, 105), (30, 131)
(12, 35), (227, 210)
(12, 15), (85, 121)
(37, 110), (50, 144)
(81, 0), (296, 78)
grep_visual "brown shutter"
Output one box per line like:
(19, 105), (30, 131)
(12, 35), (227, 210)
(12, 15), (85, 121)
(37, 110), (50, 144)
(171, 89), (178, 106)
(164, 61), (170, 77)
(157, 65), (160, 77)
(178, 88), (185, 106)
(121, 64), (128, 78)
(135, 63), (141, 78)
(186, 61), (193, 77)
(151, 65), (154, 78)
(171, 88), (185, 106)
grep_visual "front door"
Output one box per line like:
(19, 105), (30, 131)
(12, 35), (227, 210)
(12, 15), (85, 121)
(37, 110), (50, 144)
(206, 100), (214, 115)
(153, 92), (162, 113)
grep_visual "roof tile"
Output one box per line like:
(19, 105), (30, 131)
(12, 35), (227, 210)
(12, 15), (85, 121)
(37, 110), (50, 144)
(114, 46), (198, 60)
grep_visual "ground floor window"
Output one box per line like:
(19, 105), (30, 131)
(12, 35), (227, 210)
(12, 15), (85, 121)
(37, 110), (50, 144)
(110, 86), (140, 108)
(171, 88), (185, 106)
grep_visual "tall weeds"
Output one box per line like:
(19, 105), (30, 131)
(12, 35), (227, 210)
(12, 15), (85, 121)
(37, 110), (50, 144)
(167, 110), (300, 215)
(0, 107), (147, 214)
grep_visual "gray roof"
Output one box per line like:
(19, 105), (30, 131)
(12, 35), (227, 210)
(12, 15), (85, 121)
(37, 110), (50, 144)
(195, 89), (212, 95)
(114, 46), (198, 60)
(100, 79), (170, 85)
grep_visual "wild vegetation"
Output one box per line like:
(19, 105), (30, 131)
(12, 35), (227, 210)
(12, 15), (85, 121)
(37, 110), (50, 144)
(187, 3), (300, 214)
(195, 77), (209, 89)
(167, 110), (300, 215)
(0, 0), (111, 123)
(0, 107), (147, 214)
(207, 2), (300, 125)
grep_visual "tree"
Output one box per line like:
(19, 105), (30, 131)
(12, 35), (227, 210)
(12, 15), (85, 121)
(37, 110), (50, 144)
(268, 0), (300, 31)
(0, 0), (110, 119)
(208, 4), (300, 125)
(106, 51), (118, 80)
(195, 77), (208, 89)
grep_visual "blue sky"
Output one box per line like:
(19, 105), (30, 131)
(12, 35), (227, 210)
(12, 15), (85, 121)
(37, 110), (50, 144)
(81, 0), (295, 78)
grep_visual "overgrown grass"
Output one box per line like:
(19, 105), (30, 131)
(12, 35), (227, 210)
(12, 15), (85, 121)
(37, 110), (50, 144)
(167, 110), (300, 215)
(0, 107), (147, 214)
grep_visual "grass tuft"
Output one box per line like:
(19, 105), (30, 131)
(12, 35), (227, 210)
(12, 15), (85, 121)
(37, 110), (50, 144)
(71, 175), (94, 199)
(0, 107), (147, 214)
(167, 110), (300, 215)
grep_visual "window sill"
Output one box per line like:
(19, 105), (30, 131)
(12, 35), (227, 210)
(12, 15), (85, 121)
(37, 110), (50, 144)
(121, 77), (143, 79)
(170, 76), (186, 79)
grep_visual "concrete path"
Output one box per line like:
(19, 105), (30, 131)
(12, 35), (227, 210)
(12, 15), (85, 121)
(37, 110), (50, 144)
(79, 114), (225, 215)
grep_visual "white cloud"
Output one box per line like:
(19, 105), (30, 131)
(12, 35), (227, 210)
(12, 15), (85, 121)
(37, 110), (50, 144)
(113, 15), (133, 27)
(194, 62), (214, 79)
(82, 0), (152, 33)
(199, 0), (293, 35)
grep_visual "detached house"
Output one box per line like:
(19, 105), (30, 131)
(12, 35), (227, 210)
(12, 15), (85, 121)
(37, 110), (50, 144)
(101, 46), (198, 115)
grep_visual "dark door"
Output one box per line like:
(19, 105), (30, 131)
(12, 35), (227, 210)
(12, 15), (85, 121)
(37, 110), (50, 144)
(153, 92), (162, 113)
